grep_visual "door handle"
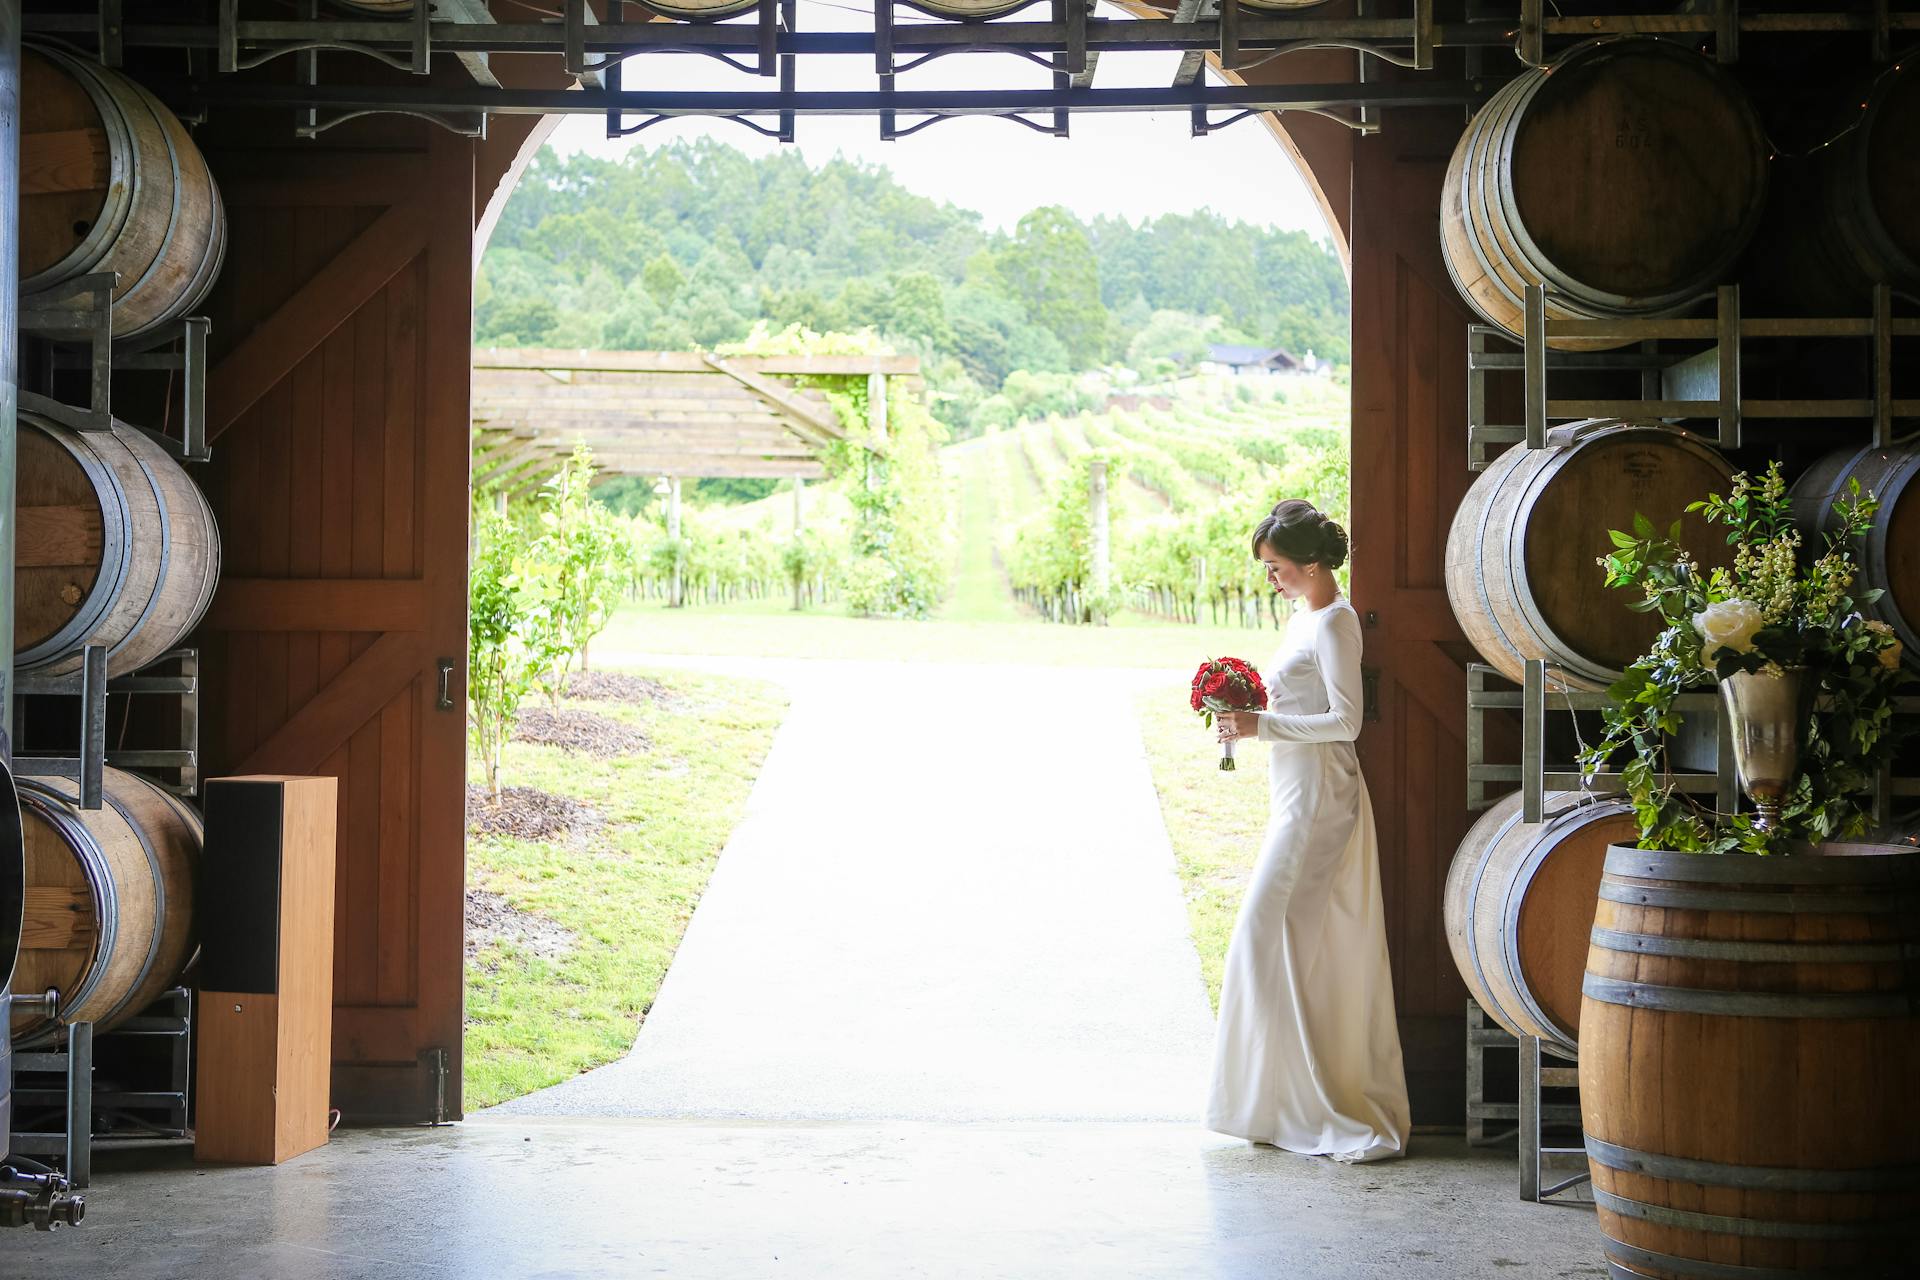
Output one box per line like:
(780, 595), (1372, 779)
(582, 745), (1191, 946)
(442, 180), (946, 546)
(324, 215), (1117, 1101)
(436, 658), (457, 711)
(1362, 665), (1382, 722)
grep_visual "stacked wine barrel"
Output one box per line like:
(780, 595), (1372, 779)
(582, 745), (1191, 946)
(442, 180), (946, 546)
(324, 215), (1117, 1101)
(8, 771), (203, 1046)
(1438, 35), (1920, 1280)
(1440, 37), (1768, 351)
(12, 45), (227, 1050)
(1446, 419), (1736, 691)
(21, 45), (226, 340)
(1792, 442), (1920, 676)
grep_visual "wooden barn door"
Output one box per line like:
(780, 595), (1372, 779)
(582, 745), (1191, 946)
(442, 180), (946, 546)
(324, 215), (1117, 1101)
(1348, 111), (1478, 1122)
(196, 130), (473, 1122)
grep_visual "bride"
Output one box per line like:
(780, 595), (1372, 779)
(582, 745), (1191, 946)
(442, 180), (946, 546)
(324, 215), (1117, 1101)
(1203, 499), (1410, 1163)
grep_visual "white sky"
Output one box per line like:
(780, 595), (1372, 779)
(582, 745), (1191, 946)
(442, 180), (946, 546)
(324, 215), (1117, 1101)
(541, 0), (1332, 241)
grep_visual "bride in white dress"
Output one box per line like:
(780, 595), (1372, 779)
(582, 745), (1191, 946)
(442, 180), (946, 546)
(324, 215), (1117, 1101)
(1204, 499), (1410, 1163)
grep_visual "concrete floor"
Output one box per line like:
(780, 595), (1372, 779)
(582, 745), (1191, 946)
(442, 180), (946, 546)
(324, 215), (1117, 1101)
(5, 1120), (1607, 1279)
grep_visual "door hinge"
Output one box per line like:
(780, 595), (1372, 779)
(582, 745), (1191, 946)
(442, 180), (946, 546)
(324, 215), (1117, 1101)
(421, 1047), (449, 1125)
(1362, 665), (1382, 722)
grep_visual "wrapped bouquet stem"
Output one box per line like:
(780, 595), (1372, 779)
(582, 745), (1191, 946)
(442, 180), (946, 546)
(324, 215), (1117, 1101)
(1191, 657), (1268, 771)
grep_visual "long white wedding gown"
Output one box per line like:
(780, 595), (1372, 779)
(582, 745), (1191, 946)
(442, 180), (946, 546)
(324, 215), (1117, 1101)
(1205, 595), (1411, 1162)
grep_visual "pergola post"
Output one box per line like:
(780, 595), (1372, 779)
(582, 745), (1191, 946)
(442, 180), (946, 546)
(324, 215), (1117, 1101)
(1089, 457), (1111, 612)
(666, 474), (684, 609)
(791, 476), (805, 612)
(864, 370), (888, 495)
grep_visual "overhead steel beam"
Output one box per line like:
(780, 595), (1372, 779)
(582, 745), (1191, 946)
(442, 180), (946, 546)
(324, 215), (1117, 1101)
(178, 78), (1488, 120)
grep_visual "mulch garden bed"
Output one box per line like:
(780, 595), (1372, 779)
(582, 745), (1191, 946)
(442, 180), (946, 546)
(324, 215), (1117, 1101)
(466, 784), (604, 843)
(510, 706), (650, 757)
(565, 670), (684, 707)
(464, 888), (579, 964)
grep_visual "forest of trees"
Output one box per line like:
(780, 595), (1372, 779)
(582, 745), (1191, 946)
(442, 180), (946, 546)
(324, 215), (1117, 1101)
(477, 139), (1350, 441)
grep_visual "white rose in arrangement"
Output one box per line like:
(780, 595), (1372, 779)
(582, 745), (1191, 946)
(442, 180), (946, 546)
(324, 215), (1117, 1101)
(1693, 598), (1765, 660)
(1865, 619), (1904, 671)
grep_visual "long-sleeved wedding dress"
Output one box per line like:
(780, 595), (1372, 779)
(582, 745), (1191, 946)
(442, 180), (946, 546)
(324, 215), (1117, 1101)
(1204, 595), (1411, 1163)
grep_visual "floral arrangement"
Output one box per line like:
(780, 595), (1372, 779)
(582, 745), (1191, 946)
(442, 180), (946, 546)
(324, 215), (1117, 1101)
(1580, 461), (1907, 854)
(1192, 657), (1269, 771)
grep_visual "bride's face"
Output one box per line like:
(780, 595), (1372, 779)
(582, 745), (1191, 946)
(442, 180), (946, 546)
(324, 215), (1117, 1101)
(1258, 547), (1314, 601)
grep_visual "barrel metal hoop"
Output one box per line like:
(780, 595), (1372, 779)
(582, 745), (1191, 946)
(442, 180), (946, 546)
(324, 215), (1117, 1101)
(1461, 75), (1535, 318)
(1510, 438), (1623, 688)
(93, 783), (167, 1029)
(1597, 881), (1911, 914)
(115, 438), (175, 660)
(18, 46), (137, 293)
(1468, 442), (1529, 676)
(1588, 926), (1919, 965)
(1603, 845), (1920, 885)
(1585, 1136), (1920, 1193)
(15, 781), (120, 1040)
(1594, 1188), (1912, 1240)
(1582, 973), (1914, 1019)
(1602, 1238), (1878, 1279)
(1860, 451), (1918, 655)
(114, 83), (188, 338)
(1503, 805), (1609, 1050)
(15, 421), (134, 670)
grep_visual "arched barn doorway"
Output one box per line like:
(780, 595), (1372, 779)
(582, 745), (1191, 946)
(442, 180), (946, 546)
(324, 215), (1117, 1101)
(459, 2), (1474, 1126)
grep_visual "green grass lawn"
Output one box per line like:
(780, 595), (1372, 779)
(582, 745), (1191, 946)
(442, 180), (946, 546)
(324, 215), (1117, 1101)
(1134, 685), (1271, 1012)
(464, 669), (786, 1110)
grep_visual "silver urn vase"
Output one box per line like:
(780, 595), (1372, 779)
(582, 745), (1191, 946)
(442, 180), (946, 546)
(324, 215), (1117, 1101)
(1718, 665), (1811, 833)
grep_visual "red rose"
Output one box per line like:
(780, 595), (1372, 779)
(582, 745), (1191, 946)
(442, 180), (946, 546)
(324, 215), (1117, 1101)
(1190, 689), (1204, 712)
(1202, 672), (1229, 698)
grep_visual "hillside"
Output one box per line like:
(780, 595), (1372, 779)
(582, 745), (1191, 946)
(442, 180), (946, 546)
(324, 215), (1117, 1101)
(478, 138), (1349, 439)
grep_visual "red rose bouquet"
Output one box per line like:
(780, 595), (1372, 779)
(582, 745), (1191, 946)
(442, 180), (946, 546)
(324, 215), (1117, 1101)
(1190, 657), (1268, 771)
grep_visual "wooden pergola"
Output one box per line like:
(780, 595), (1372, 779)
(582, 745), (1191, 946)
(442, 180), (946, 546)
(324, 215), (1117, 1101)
(470, 347), (921, 500)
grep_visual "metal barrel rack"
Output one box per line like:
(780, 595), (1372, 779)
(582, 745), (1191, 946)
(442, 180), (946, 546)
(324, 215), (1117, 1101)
(1465, 1000), (1589, 1204)
(7, 262), (212, 1194)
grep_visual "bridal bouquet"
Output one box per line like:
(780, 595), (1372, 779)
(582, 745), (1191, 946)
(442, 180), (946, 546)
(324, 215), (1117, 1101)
(1191, 657), (1268, 771)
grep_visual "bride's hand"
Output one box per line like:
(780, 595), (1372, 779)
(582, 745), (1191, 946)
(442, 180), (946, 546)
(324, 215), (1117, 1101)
(1215, 712), (1260, 741)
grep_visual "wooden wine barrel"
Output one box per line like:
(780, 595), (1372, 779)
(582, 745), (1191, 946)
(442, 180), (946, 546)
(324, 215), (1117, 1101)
(1444, 791), (1635, 1057)
(15, 409), (222, 679)
(1440, 37), (1767, 352)
(1791, 442), (1920, 676)
(1580, 844), (1920, 1279)
(21, 45), (227, 341)
(9, 770), (202, 1047)
(1763, 60), (1920, 314)
(1445, 421), (1734, 690)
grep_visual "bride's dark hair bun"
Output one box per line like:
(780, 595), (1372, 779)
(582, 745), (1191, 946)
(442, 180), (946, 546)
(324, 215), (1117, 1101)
(1251, 499), (1349, 571)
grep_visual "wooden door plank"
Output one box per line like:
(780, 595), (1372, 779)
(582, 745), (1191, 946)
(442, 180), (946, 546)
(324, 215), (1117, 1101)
(353, 290), (389, 582)
(233, 631), (430, 778)
(203, 578), (429, 633)
(412, 131), (476, 1118)
(384, 259), (421, 579)
(208, 198), (429, 441)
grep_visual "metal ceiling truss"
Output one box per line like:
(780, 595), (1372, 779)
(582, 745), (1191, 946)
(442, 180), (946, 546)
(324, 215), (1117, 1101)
(25, 2), (1919, 141)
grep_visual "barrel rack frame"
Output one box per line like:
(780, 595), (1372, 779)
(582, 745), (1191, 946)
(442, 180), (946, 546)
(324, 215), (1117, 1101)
(8, 265), (213, 1185)
(1468, 283), (1920, 471)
